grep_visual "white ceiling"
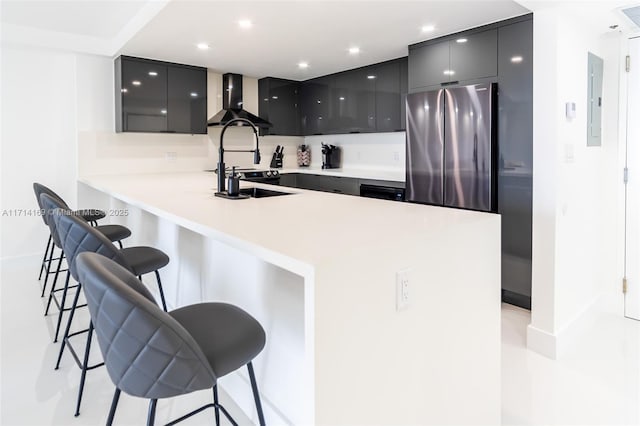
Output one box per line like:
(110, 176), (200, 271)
(118, 0), (530, 79)
(4, 0), (633, 81)
(1, 0), (149, 38)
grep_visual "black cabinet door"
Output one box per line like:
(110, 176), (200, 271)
(167, 66), (207, 134)
(399, 57), (408, 131)
(260, 78), (300, 136)
(449, 29), (498, 82)
(497, 19), (533, 299)
(301, 76), (331, 135)
(120, 58), (168, 132)
(332, 68), (376, 133)
(375, 59), (402, 132)
(408, 41), (450, 89)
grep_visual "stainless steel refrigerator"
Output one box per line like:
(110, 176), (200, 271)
(405, 83), (497, 212)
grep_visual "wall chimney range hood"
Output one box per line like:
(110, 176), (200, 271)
(207, 73), (272, 128)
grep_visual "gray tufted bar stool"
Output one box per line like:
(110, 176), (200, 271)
(76, 252), (267, 426)
(48, 202), (170, 417)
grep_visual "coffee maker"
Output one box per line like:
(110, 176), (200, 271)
(321, 143), (341, 169)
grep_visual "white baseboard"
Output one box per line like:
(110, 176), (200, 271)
(526, 324), (558, 358)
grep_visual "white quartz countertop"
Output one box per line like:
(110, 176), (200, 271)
(79, 172), (496, 271)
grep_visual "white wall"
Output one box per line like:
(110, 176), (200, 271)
(0, 46), (78, 259)
(527, 7), (622, 358)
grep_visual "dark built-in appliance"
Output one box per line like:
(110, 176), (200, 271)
(360, 184), (405, 201)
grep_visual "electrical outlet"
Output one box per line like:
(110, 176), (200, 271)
(396, 269), (411, 311)
(165, 152), (177, 163)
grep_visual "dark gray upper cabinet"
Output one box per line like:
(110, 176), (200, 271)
(332, 68), (376, 133)
(408, 41), (450, 89)
(301, 76), (332, 135)
(115, 56), (207, 134)
(409, 28), (498, 90)
(375, 58), (407, 132)
(449, 29), (497, 82)
(167, 66), (207, 134)
(258, 77), (301, 136)
(399, 57), (408, 131)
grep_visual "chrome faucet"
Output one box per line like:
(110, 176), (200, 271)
(217, 118), (261, 193)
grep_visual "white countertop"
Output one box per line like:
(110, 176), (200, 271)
(79, 172), (494, 270)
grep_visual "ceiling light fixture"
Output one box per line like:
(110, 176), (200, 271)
(456, 38), (468, 43)
(421, 25), (435, 32)
(238, 19), (252, 29)
(510, 55), (523, 63)
(196, 43), (210, 50)
(298, 62), (309, 69)
(132, 80), (141, 86)
(349, 46), (360, 54)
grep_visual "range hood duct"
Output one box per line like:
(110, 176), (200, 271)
(207, 73), (272, 128)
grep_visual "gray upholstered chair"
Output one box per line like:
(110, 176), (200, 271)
(47, 199), (170, 417)
(76, 252), (267, 426)
(34, 183), (131, 300)
(39, 193), (131, 341)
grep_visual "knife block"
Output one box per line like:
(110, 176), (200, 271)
(270, 152), (283, 168)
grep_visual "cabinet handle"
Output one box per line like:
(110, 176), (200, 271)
(440, 81), (459, 87)
(394, 129), (405, 132)
(313, 133), (323, 135)
(349, 131), (361, 134)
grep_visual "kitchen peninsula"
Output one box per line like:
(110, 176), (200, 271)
(78, 171), (501, 425)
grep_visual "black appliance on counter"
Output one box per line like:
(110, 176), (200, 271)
(321, 143), (341, 169)
(405, 83), (497, 212)
(360, 184), (405, 201)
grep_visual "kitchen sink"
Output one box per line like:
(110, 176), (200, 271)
(239, 187), (293, 198)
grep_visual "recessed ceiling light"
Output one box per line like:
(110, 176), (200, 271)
(367, 75), (376, 79)
(298, 62), (309, 69)
(511, 55), (523, 63)
(190, 92), (198, 97)
(238, 19), (252, 29)
(421, 25), (435, 32)
(348, 47), (360, 55)
(148, 71), (158, 77)
(196, 43), (210, 50)
(456, 38), (468, 43)
(132, 80), (141, 86)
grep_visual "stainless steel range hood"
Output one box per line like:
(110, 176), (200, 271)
(207, 73), (272, 128)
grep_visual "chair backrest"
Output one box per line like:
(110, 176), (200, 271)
(33, 183), (69, 226)
(48, 201), (129, 282)
(76, 252), (216, 398)
(39, 193), (71, 249)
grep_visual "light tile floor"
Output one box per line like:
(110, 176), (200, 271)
(2, 255), (640, 425)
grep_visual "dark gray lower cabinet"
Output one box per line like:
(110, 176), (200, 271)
(278, 174), (360, 196)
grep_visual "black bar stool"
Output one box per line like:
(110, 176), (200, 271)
(39, 193), (132, 342)
(49, 201), (170, 417)
(76, 252), (266, 426)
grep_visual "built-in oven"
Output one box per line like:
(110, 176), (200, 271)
(359, 184), (405, 201)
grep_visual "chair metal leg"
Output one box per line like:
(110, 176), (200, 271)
(154, 270), (168, 312)
(213, 385), (220, 426)
(53, 272), (71, 342)
(117, 240), (123, 249)
(41, 243), (56, 297)
(45, 252), (64, 316)
(247, 362), (266, 426)
(74, 321), (94, 417)
(55, 282), (81, 370)
(147, 399), (157, 426)
(39, 235), (52, 281)
(106, 388), (121, 426)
